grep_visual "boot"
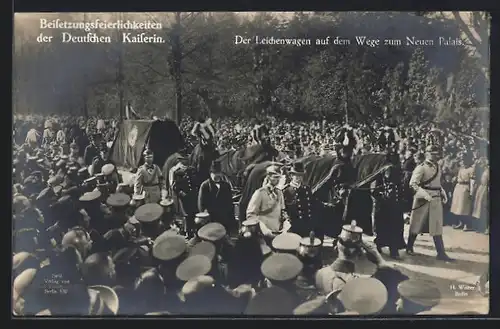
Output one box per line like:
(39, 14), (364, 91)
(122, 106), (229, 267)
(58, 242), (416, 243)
(406, 234), (417, 255)
(433, 235), (455, 262)
(389, 248), (401, 259)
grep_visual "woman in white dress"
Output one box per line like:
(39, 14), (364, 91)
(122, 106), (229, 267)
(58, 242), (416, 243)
(472, 158), (489, 234)
(450, 153), (475, 231)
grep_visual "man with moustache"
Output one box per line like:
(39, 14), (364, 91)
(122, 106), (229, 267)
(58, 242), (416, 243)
(406, 142), (454, 262)
(246, 165), (287, 246)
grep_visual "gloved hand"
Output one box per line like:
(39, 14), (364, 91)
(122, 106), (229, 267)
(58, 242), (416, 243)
(416, 187), (433, 202)
(161, 189), (168, 199)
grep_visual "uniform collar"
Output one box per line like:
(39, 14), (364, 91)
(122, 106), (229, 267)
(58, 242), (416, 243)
(425, 160), (436, 167)
(266, 184), (278, 193)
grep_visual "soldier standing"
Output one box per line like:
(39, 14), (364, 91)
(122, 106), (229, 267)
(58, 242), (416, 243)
(401, 143), (417, 213)
(406, 143), (454, 262)
(84, 134), (100, 166)
(172, 158), (200, 238)
(371, 127), (406, 259)
(134, 149), (167, 204)
(283, 162), (320, 237)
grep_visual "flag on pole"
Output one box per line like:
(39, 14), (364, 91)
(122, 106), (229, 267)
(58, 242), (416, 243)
(125, 104), (140, 120)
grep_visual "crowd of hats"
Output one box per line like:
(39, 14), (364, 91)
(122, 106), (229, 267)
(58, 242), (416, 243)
(13, 114), (486, 316)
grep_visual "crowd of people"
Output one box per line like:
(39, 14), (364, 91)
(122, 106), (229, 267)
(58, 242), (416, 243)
(12, 112), (489, 316)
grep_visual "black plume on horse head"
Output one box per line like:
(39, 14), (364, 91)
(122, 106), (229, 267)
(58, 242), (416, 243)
(334, 126), (357, 149)
(377, 127), (396, 149)
(425, 129), (445, 147)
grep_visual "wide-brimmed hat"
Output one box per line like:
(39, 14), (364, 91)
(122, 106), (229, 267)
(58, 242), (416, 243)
(135, 203), (163, 223)
(397, 279), (441, 309)
(152, 234), (186, 261)
(88, 285), (120, 315)
(79, 190), (102, 202)
(175, 255), (212, 282)
(338, 277), (388, 315)
(188, 241), (216, 261)
(197, 222), (226, 242)
(261, 253), (303, 282)
(106, 193), (131, 207)
(101, 164), (115, 176)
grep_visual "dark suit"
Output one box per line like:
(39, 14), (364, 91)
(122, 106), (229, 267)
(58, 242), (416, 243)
(198, 178), (236, 232)
(84, 145), (98, 166)
(173, 167), (200, 236)
(402, 157), (416, 212)
(283, 183), (319, 237)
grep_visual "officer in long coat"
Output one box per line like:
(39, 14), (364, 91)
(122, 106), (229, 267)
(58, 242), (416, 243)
(134, 149), (167, 204)
(406, 144), (454, 262)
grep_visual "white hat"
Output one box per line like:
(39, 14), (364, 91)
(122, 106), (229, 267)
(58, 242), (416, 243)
(101, 164), (115, 176)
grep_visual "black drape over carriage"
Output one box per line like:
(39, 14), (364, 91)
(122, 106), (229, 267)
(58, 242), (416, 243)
(110, 119), (184, 170)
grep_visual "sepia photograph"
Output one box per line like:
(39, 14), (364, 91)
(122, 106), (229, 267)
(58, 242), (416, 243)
(12, 11), (489, 317)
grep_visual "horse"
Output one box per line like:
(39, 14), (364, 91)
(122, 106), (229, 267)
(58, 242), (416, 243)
(297, 152), (395, 237)
(218, 143), (280, 189)
(188, 140), (220, 184)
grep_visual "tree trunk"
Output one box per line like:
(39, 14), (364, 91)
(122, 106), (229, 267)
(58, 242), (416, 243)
(172, 12), (183, 125)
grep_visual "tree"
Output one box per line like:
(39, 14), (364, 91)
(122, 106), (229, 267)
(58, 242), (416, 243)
(415, 11), (490, 84)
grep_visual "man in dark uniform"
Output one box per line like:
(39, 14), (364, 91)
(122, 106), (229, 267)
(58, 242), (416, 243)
(134, 203), (166, 239)
(371, 127), (406, 259)
(283, 162), (320, 237)
(172, 158), (200, 238)
(401, 143), (418, 213)
(90, 144), (115, 177)
(84, 134), (101, 166)
(79, 190), (108, 240)
(103, 193), (131, 237)
(197, 160), (236, 233)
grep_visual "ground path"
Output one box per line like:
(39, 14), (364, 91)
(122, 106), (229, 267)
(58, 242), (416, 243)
(323, 225), (489, 315)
